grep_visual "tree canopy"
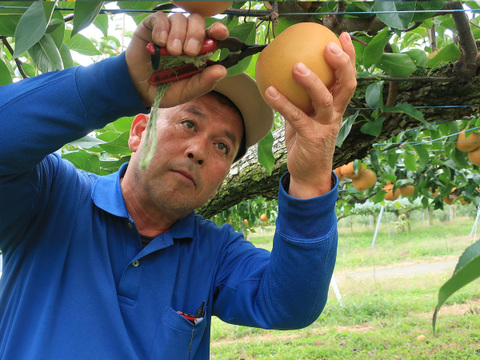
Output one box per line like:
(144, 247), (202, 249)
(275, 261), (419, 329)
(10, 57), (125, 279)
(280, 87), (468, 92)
(2, 1), (480, 217)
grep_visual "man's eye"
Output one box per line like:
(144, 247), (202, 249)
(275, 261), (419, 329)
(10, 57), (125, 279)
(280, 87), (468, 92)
(217, 142), (229, 154)
(182, 120), (195, 130)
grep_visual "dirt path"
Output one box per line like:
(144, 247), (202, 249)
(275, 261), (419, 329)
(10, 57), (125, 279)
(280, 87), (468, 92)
(333, 257), (458, 283)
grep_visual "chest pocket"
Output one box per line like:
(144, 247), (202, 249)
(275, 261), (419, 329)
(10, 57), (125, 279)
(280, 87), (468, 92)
(149, 306), (208, 360)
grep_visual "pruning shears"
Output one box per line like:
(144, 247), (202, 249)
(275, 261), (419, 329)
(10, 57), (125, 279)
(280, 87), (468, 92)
(146, 37), (267, 85)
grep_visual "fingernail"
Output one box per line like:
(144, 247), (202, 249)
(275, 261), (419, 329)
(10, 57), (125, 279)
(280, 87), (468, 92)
(296, 62), (310, 76)
(214, 73), (227, 83)
(171, 38), (182, 54)
(329, 42), (342, 55)
(345, 33), (352, 44)
(266, 86), (280, 100)
(185, 38), (200, 54)
(158, 30), (168, 45)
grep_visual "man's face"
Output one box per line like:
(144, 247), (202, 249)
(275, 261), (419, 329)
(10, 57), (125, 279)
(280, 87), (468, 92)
(127, 93), (244, 218)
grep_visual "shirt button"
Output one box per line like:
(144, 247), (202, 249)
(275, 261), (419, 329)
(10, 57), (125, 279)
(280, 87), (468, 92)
(127, 222), (133, 229)
(132, 260), (140, 267)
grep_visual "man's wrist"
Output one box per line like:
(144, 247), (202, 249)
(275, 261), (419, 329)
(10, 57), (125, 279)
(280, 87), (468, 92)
(285, 172), (336, 199)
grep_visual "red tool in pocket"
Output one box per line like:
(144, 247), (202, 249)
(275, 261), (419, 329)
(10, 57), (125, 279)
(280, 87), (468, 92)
(177, 300), (206, 325)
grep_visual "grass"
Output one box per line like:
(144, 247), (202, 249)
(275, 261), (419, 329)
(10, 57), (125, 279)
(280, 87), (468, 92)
(335, 217), (476, 270)
(210, 215), (480, 359)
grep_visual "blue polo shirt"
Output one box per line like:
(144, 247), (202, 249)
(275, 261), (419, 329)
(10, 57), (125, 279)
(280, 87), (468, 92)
(0, 54), (338, 359)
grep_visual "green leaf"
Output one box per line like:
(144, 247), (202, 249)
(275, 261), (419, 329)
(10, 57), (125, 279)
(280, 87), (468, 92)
(274, 17), (297, 36)
(365, 82), (383, 110)
(405, 49), (427, 69)
(427, 43), (461, 68)
(65, 33), (101, 56)
(452, 147), (469, 168)
(117, 1), (159, 26)
(336, 111), (358, 147)
(388, 152), (399, 169)
(68, 135), (106, 149)
(21, 63), (36, 78)
(373, 1), (416, 30)
(258, 131), (275, 175)
(99, 132), (130, 155)
(0, 1), (30, 37)
(59, 43), (74, 69)
(225, 22), (256, 76)
(100, 157), (130, 174)
(72, 1), (104, 37)
(48, 13), (65, 49)
(113, 117), (134, 133)
(433, 240), (480, 332)
(413, 1), (444, 22)
(384, 103), (431, 129)
(370, 149), (380, 172)
(378, 53), (417, 77)
(0, 58), (12, 85)
(363, 28), (392, 69)
(93, 13), (109, 38)
(28, 34), (63, 73)
(373, 191), (386, 204)
(13, 1), (47, 58)
(382, 173), (397, 184)
(361, 116), (385, 137)
(415, 145), (430, 169)
(62, 151), (100, 174)
(403, 147), (417, 171)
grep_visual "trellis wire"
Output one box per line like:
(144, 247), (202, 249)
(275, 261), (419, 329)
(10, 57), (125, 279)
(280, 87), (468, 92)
(347, 105), (475, 111)
(372, 124), (480, 148)
(2, 5), (480, 16)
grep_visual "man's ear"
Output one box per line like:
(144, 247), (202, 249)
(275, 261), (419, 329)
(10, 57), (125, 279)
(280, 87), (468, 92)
(128, 114), (149, 152)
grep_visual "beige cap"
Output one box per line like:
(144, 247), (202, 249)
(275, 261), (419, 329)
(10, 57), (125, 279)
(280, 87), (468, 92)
(213, 73), (274, 150)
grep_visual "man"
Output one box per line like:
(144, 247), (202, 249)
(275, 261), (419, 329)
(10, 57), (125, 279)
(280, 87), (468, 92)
(0, 11), (356, 360)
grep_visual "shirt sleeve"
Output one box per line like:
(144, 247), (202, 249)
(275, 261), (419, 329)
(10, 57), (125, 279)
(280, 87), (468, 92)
(213, 172), (338, 330)
(0, 54), (146, 250)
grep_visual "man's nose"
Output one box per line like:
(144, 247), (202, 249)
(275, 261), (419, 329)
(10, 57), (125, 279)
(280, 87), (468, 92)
(186, 136), (208, 165)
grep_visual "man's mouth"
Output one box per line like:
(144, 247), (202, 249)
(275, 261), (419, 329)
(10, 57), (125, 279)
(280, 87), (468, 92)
(174, 169), (196, 186)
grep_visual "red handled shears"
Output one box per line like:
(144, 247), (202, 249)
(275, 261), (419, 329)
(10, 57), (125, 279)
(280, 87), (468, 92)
(146, 37), (267, 85)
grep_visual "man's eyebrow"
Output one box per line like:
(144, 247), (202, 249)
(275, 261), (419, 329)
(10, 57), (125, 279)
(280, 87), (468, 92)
(184, 105), (206, 119)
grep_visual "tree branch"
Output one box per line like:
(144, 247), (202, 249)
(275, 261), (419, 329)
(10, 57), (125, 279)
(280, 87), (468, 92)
(197, 67), (480, 218)
(0, 36), (28, 79)
(335, 1), (347, 24)
(444, 1), (479, 79)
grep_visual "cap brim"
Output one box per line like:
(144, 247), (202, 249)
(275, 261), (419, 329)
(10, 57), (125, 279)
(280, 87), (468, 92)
(213, 73), (274, 148)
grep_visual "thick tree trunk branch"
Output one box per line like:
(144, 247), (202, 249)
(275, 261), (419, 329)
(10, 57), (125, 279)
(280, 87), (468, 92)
(197, 67), (480, 219)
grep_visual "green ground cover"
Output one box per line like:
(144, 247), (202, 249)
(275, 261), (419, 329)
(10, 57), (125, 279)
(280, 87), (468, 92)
(211, 216), (480, 359)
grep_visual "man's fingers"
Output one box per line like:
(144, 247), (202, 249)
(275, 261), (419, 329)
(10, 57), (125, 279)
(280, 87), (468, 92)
(135, 12), (169, 44)
(166, 13), (189, 55)
(158, 65), (227, 107)
(205, 21), (230, 41)
(183, 13), (208, 55)
(291, 62), (334, 122)
(264, 85), (309, 134)
(149, 13), (170, 46)
(323, 37), (357, 113)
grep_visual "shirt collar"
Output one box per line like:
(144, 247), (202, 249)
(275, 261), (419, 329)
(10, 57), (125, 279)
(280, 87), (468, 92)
(92, 163), (196, 239)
